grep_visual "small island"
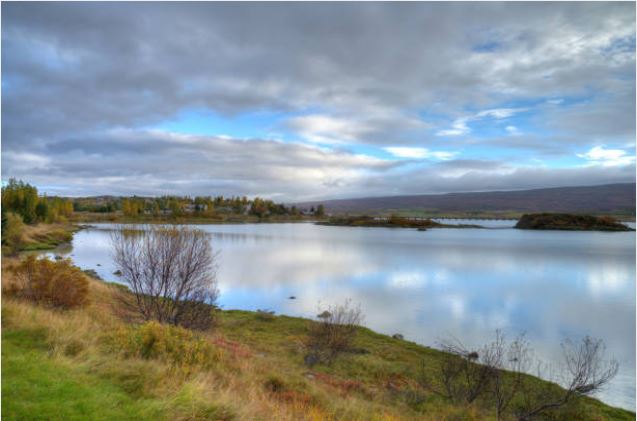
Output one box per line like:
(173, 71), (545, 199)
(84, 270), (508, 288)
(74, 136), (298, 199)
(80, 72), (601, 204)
(515, 213), (634, 231)
(317, 215), (482, 229)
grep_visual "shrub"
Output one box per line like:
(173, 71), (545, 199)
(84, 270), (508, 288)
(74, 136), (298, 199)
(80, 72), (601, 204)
(7, 255), (89, 309)
(305, 299), (364, 365)
(103, 321), (219, 371)
(420, 332), (619, 421)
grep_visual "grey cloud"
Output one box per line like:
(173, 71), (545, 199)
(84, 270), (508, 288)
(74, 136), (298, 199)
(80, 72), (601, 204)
(2, 129), (398, 200)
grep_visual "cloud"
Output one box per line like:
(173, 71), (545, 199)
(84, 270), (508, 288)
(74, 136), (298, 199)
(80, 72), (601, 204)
(1, 129), (398, 200)
(1, 2), (634, 198)
(437, 108), (528, 136)
(285, 115), (373, 144)
(284, 110), (428, 145)
(577, 146), (636, 167)
(505, 125), (521, 136)
(383, 147), (455, 160)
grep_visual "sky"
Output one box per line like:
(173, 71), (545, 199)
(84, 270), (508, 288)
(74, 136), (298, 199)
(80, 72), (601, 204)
(1, 2), (635, 201)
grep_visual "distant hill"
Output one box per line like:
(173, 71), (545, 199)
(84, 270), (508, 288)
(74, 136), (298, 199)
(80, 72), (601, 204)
(296, 184), (636, 217)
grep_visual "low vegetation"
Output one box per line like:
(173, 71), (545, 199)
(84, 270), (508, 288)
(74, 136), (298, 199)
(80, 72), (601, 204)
(515, 213), (633, 231)
(305, 300), (364, 366)
(5, 255), (89, 309)
(318, 214), (482, 229)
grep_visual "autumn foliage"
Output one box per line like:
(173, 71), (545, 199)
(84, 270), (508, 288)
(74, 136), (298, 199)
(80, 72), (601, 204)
(7, 255), (89, 309)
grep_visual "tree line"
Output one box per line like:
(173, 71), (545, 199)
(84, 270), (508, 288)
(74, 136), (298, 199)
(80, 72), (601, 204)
(2, 178), (73, 224)
(2, 179), (327, 220)
(78, 194), (325, 218)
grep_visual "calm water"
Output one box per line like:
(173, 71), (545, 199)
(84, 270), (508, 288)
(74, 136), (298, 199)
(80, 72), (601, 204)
(45, 222), (635, 410)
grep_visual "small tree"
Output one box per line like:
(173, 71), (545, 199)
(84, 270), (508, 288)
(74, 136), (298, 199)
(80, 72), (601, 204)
(315, 204), (325, 217)
(111, 225), (219, 330)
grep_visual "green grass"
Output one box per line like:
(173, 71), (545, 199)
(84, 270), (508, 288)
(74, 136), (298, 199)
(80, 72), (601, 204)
(217, 310), (636, 420)
(2, 296), (634, 421)
(2, 329), (158, 421)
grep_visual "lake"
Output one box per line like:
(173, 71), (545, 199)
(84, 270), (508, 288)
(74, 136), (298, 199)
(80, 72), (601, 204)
(44, 222), (636, 410)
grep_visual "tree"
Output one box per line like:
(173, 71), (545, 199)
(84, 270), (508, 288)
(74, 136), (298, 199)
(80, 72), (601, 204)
(3, 213), (26, 255)
(315, 204), (325, 217)
(111, 225), (219, 330)
(35, 200), (49, 222)
(1, 178), (39, 223)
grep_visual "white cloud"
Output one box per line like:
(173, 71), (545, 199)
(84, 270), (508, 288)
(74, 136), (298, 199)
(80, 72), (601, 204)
(437, 108), (527, 137)
(577, 145), (636, 167)
(383, 147), (455, 160)
(476, 108), (526, 119)
(285, 110), (428, 145)
(437, 118), (471, 136)
(286, 114), (371, 144)
(505, 125), (521, 136)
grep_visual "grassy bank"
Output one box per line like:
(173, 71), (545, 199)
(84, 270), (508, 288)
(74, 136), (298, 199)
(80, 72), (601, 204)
(18, 223), (79, 251)
(2, 263), (633, 421)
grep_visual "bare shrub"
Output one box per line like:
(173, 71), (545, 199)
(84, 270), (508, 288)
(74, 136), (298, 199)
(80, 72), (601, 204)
(421, 334), (501, 403)
(515, 336), (618, 420)
(7, 255), (89, 309)
(111, 225), (219, 330)
(305, 299), (364, 365)
(490, 333), (531, 421)
(421, 331), (618, 420)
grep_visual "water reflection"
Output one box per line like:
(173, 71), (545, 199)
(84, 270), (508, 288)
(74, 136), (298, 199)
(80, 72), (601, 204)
(44, 222), (635, 410)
